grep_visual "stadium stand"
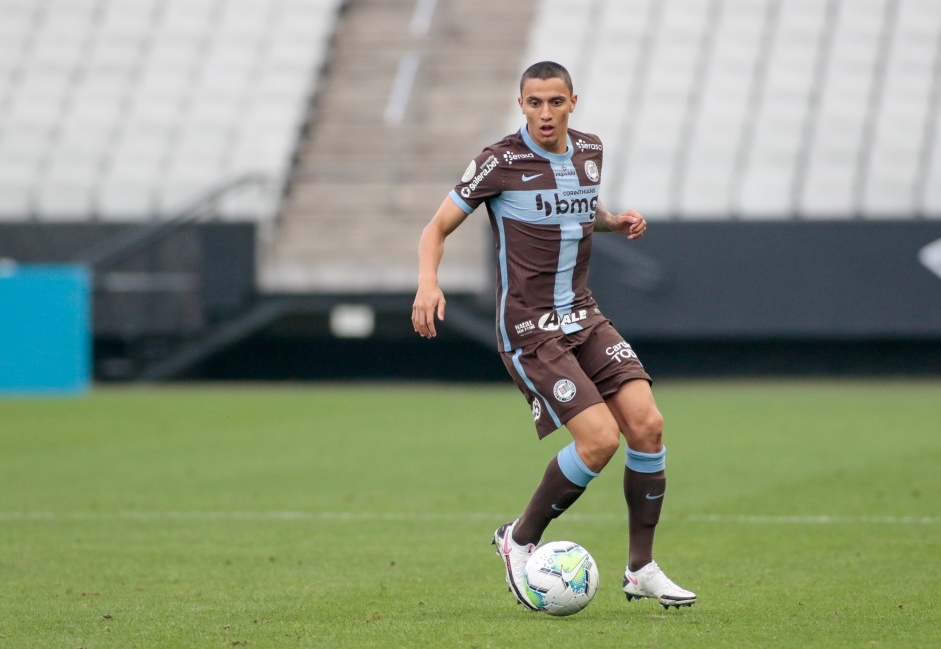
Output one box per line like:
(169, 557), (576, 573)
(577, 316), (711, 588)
(0, 0), (342, 221)
(260, 0), (538, 293)
(4, 0), (939, 286)
(519, 0), (941, 221)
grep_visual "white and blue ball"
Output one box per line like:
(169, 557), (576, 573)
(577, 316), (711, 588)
(523, 541), (599, 616)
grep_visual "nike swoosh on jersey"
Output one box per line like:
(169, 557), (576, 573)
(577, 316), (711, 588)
(521, 173), (543, 182)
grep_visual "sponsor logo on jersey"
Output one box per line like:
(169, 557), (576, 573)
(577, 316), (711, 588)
(606, 341), (639, 363)
(575, 138), (603, 152)
(461, 159), (476, 182)
(585, 160), (600, 182)
(532, 397), (542, 420)
(515, 320), (535, 335)
(554, 166), (576, 178)
(537, 309), (588, 332)
(460, 155), (498, 198)
(503, 151), (536, 164)
(553, 379), (577, 403)
(534, 193), (599, 217)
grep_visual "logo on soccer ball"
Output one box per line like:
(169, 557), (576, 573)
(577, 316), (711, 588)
(585, 160), (599, 182)
(553, 379), (577, 403)
(532, 398), (542, 420)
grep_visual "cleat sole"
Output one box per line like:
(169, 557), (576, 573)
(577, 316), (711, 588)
(660, 601), (696, 609)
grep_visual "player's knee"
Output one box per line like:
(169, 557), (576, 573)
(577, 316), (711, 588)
(630, 409), (664, 452)
(582, 422), (621, 469)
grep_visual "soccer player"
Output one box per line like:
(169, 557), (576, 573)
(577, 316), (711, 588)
(411, 61), (696, 610)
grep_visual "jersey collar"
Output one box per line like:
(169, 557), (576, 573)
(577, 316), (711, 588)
(520, 125), (573, 164)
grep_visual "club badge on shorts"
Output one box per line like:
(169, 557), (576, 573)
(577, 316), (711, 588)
(553, 379), (577, 403)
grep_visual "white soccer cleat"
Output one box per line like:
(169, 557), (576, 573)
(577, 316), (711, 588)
(492, 520), (539, 611)
(623, 560), (697, 609)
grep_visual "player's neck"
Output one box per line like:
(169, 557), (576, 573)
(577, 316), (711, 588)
(524, 126), (569, 156)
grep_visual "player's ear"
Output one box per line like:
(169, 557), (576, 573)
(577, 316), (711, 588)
(518, 96), (524, 112)
(570, 94), (578, 111)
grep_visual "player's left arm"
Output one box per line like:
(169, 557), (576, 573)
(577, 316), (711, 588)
(594, 200), (647, 240)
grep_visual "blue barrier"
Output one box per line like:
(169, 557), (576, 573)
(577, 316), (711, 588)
(0, 264), (91, 395)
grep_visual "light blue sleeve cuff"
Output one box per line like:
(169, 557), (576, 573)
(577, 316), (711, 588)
(448, 189), (473, 214)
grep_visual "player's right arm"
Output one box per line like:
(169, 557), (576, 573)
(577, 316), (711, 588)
(412, 196), (470, 338)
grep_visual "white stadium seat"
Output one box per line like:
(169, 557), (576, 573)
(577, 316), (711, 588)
(2, 0), (940, 222)
(0, 0), (343, 222)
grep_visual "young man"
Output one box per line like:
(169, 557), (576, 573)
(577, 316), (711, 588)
(411, 61), (696, 610)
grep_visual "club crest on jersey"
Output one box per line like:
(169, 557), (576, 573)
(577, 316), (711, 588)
(537, 309), (588, 332)
(585, 160), (599, 182)
(553, 379), (577, 403)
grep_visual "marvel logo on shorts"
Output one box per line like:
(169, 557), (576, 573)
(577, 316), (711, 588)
(553, 379), (577, 403)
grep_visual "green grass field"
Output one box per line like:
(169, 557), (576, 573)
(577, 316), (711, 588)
(1, 380), (939, 648)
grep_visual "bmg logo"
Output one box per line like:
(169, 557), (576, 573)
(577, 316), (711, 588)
(534, 193), (598, 217)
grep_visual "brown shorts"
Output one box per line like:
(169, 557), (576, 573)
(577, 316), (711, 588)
(500, 320), (652, 438)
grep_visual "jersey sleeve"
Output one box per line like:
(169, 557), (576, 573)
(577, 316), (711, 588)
(448, 147), (504, 214)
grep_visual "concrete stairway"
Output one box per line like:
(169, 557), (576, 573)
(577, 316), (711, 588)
(258, 0), (538, 294)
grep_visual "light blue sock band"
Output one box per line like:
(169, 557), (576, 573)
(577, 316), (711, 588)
(557, 442), (600, 488)
(626, 446), (666, 473)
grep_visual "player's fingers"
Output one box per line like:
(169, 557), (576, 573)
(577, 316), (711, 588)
(412, 303), (431, 337)
(628, 220), (646, 239)
(414, 300), (438, 338)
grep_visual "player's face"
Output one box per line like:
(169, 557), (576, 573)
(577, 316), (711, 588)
(519, 77), (577, 154)
(519, 78), (578, 153)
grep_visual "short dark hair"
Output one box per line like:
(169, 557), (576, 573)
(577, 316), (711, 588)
(520, 61), (574, 96)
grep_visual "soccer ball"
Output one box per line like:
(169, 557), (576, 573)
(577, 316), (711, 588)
(523, 541), (599, 616)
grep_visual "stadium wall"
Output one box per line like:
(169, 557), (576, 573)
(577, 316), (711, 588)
(0, 222), (255, 379)
(2, 222), (939, 381)
(589, 221), (941, 339)
(200, 221), (941, 381)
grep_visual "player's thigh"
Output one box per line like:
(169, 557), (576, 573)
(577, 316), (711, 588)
(500, 338), (605, 440)
(574, 321), (651, 398)
(572, 321), (661, 451)
(604, 379), (664, 453)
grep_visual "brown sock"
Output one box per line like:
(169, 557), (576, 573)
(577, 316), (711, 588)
(512, 456), (586, 545)
(624, 468), (666, 572)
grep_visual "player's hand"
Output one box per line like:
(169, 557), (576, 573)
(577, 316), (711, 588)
(607, 209), (647, 240)
(412, 283), (446, 338)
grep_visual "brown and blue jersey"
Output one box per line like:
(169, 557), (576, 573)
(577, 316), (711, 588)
(450, 126), (608, 352)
